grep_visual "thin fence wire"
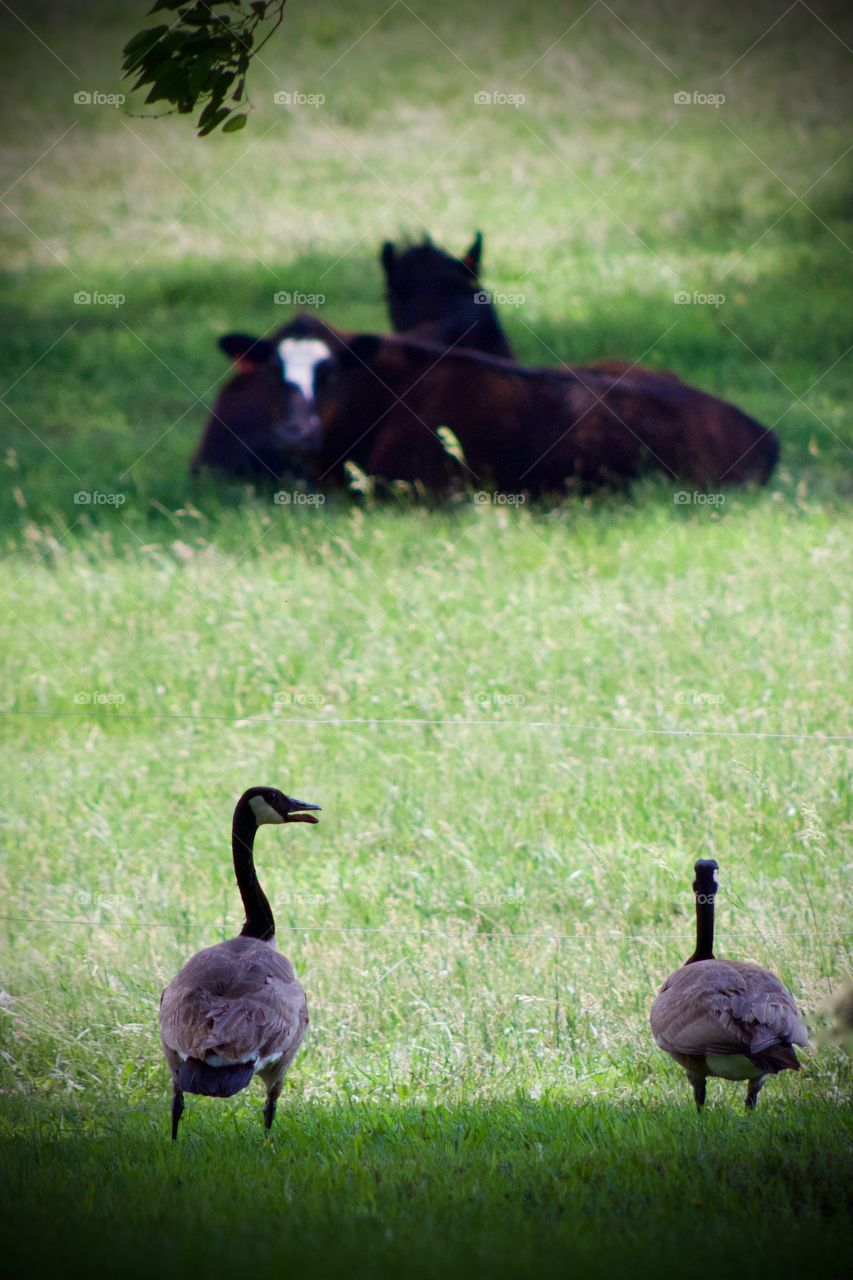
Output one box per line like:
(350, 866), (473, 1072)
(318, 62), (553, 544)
(2, 914), (849, 944)
(1, 708), (850, 742)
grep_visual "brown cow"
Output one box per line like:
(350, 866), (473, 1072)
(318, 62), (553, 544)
(272, 317), (778, 495)
(189, 333), (322, 481)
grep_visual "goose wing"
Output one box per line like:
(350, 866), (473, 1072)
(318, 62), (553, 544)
(651, 959), (807, 1060)
(160, 936), (308, 1068)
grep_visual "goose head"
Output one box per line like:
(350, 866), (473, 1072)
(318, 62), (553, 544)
(242, 786), (321, 826)
(692, 858), (719, 900)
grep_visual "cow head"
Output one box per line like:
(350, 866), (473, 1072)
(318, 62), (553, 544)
(272, 316), (384, 403)
(216, 321), (337, 451)
(380, 232), (483, 333)
(190, 322), (338, 479)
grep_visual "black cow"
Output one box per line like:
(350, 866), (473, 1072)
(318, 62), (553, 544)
(380, 230), (686, 386)
(380, 232), (515, 359)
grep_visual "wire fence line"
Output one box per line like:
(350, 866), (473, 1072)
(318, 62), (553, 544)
(1, 707), (849, 742)
(1, 914), (849, 944)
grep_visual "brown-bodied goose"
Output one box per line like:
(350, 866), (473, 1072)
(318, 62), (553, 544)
(159, 786), (320, 1139)
(650, 859), (807, 1110)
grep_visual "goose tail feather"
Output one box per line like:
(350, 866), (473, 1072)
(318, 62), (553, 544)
(750, 1042), (802, 1074)
(176, 1057), (255, 1097)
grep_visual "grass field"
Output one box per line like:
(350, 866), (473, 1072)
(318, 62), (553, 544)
(1, 1), (852, 1276)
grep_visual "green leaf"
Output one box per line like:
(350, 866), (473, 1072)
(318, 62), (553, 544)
(197, 106), (231, 136)
(121, 24), (169, 66)
(143, 67), (192, 105)
(187, 55), (215, 99)
(198, 91), (231, 126)
(123, 0), (292, 136)
(122, 24), (169, 55)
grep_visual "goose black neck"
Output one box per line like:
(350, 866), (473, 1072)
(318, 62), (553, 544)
(232, 802), (275, 941)
(687, 891), (715, 964)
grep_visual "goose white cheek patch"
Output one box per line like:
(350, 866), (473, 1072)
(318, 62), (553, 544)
(249, 796), (286, 825)
(278, 338), (332, 403)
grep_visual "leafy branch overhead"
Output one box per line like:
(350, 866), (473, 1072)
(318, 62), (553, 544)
(122, 0), (289, 136)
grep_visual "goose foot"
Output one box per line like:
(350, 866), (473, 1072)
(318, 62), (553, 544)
(171, 1087), (185, 1141)
(263, 1082), (284, 1130)
(745, 1075), (767, 1110)
(691, 1078), (707, 1111)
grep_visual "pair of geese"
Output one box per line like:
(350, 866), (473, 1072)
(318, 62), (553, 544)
(160, 786), (809, 1139)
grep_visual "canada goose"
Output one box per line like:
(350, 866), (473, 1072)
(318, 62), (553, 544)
(159, 786), (320, 1140)
(650, 859), (807, 1110)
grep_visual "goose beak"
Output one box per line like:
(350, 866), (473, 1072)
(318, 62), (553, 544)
(285, 797), (321, 823)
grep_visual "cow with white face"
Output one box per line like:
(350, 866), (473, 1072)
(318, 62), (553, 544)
(189, 321), (334, 481)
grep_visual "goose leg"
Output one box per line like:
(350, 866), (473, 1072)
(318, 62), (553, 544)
(263, 1080), (284, 1130)
(745, 1075), (767, 1110)
(171, 1086), (185, 1141)
(690, 1076), (707, 1111)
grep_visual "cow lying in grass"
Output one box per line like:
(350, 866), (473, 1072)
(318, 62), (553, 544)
(191, 232), (691, 483)
(189, 333), (322, 481)
(380, 231), (682, 385)
(222, 315), (778, 495)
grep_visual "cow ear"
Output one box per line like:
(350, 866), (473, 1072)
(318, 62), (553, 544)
(461, 231), (483, 276)
(380, 241), (396, 278)
(218, 333), (275, 367)
(340, 334), (382, 369)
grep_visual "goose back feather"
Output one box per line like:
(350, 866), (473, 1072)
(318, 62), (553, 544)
(651, 959), (808, 1072)
(160, 936), (308, 1092)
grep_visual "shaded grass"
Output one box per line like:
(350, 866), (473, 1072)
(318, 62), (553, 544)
(2, 1100), (852, 1280)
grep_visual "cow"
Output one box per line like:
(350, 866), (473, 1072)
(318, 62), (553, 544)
(380, 230), (683, 385)
(268, 315), (779, 495)
(189, 332), (323, 481)
(380, 232), (515, 359)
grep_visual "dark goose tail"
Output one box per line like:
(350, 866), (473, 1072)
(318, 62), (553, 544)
(176, 1056), (255, 1097)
